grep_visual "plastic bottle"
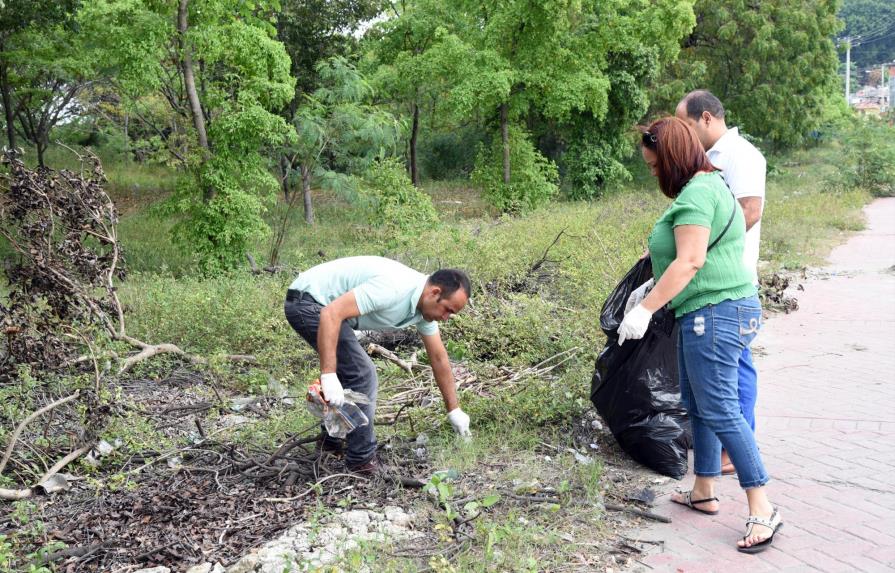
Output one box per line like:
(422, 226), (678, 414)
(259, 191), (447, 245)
(306, 381), (371, 439)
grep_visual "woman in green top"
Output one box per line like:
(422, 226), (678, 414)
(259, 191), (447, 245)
(618, 117), (782, 554)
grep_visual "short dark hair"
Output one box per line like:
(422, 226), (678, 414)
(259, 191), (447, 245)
(683, 90), (726, 120)
(428, 269), (471, 298)
(643, 117), (716, 199)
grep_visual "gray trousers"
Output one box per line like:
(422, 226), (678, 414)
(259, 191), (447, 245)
(284, 291), (378, 466)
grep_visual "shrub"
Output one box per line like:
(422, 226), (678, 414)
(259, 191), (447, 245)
(418, 127), (485, 180)
(836, 119), (895, 197)
(471, 127), (559, 214)
(360, 158), (439, 244)
(562, 135), (632, 200)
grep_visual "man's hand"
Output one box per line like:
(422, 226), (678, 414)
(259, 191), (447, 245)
(447, 408), (471, 437)
(618, 304), (653, 345)
(624, 278), (655, 315)
(320, 372), (345, 407)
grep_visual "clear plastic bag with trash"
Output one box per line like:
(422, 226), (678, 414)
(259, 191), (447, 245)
(306, 381), (372, 439)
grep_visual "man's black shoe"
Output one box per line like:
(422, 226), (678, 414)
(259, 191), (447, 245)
(315, 436), (345, 457)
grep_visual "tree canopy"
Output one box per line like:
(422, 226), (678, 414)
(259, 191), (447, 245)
(662, 0), (842, 148)
(839, 0), (895, 73)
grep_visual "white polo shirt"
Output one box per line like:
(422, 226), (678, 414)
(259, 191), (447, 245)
(707, 127), (766, 285)
(290, 256), (439, 336)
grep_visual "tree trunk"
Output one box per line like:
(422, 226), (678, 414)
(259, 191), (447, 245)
(280, 154), (291, 201)
(36, 139), (46, 168)
(123, 111), (129, 163)
(0, 55), (16, 151)
(500, 102), (510, 184)
(301, 164), (314, 225)
(410, 101), (420, 186)
(177, 0), (212, 200)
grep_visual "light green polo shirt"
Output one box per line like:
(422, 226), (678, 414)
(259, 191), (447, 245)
(289, 256), (438, 335)
(648, 172), (756, 317)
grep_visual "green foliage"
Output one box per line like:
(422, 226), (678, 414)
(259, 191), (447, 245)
(274, 0), (380, 99)
(80, 0), (297, 273)
(668, 0), (842, 148)
(165, 154), (280, 275)
(471, 128), (559, 214)
(837, 120), (895, 197)
(360, 158), (439, 242)
(288, 56), (405, 218)
(0, 0), (84, 164)
(418, 127), (486, 180)
(838, 0), (895, 71)
(367, 0), (696, 195)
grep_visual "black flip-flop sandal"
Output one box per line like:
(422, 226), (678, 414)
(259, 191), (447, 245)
(737, 508), (783, 554)
(670, 490), (720, 515)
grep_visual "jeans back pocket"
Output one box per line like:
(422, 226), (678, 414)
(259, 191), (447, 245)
(737, 305), (762, 347)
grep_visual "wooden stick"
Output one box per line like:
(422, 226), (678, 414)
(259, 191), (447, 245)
(605, 503), (672, 523)
(366, 343), (418, 374)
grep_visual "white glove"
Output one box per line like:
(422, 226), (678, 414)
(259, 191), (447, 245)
(447, 408), (472, 437)
(320, 372), (345, 407)
(624, 278), (655, 316)
(618, 304), (653, 346)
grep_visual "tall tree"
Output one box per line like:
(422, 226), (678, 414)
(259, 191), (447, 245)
(670, 0), (842, 148)
(5, 24), (91, 166)
(0, 0), (80, 152)
(270, 57), (403, 262)
(273, 0), (380, 198)
(365, 0), (454, 186)
(80, 0), (296, 272)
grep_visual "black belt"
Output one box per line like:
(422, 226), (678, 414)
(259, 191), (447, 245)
(286, 289), (309, 302)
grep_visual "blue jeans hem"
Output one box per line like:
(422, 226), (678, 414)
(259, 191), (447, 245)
(739, 477), (770, 489)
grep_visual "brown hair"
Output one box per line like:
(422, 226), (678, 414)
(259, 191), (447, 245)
(641, 117), (716, 198)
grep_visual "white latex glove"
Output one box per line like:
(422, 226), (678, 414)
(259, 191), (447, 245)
(624, 278), (655, 316)
(618, 304), (653, 346)
(447, 408), (472, 438)
(320, 372), (345, 407)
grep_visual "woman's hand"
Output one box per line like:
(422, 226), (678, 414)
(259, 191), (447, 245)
(618, 304), (653, 345)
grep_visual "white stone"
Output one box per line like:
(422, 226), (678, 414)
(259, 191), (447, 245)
(132, 568), (170, 573)
(222, 505), (422, 572)
(185, 564), (211, 573)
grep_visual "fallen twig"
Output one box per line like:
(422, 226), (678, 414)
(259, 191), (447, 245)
(605, 503), (671, 523)
(264, 473), (369, 502)
(367, 343), (419, 374)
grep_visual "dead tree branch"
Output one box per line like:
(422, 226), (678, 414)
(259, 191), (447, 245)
(0, 392), (80, 476)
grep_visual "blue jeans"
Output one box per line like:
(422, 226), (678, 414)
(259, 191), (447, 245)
(284, 292), (378, 467)
(677, 295), (769, 489)
(738, 346), (758, 431)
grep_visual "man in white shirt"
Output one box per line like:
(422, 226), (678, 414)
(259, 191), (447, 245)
(285, 256), (472, 474)
(676, 90), (766, 475)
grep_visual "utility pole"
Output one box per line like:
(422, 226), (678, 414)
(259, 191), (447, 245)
(845, 38), (851, 105)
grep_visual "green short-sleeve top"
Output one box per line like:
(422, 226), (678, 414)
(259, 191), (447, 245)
(647, 171), (756, 317)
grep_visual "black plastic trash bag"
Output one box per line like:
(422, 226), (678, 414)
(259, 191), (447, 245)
(590, 257), (691, 479)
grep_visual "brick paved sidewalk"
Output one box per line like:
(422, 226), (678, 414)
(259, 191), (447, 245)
(629, 198), (895, 573)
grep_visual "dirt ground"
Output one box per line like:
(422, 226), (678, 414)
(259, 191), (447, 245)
(2, 360), (675, 572)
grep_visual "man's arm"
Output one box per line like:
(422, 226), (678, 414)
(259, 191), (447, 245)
(317, 291), (362, 374)
(421, 332), (460, 412)
(738, 196), (763, 231)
